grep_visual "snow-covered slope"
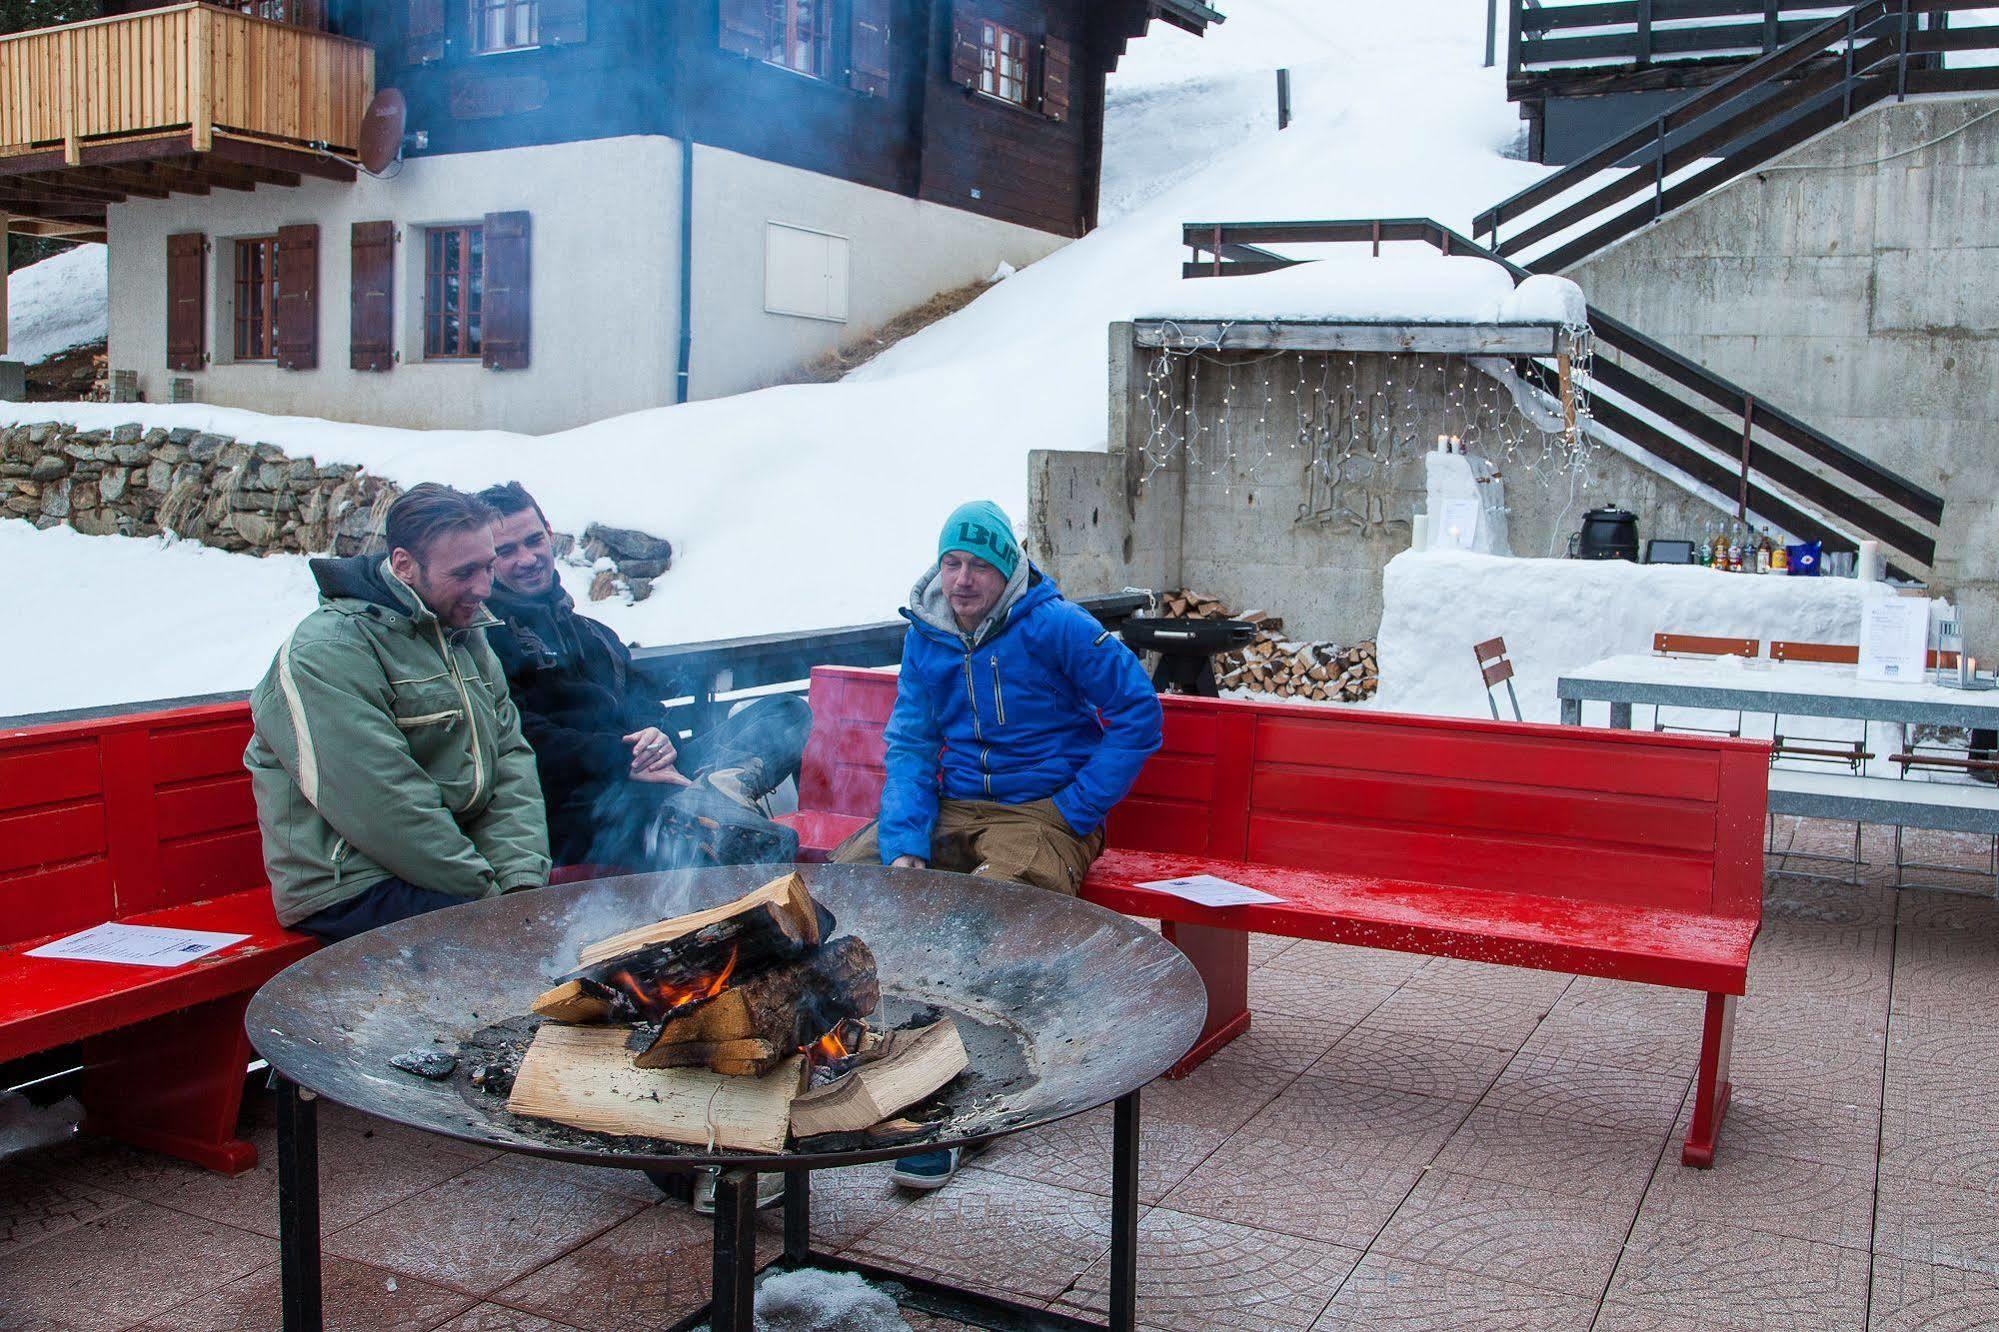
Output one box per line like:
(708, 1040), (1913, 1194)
(7, 243), (107, 366)
(2, 0), (1552, 713)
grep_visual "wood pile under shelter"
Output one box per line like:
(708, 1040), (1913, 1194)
(1157, 590), (1379, 702)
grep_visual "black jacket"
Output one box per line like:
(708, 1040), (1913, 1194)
(484, 582), (666, 811)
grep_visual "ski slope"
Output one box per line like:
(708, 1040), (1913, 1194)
(7, 242), (107, 366)
(1, 0), (1552, 714)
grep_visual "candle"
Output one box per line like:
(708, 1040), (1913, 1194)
(1858, 540), (1882, 582)
(1411, 513), (1431, 552)
(1963, 653), (1977, 687)
(1436, 435), (1449, 454)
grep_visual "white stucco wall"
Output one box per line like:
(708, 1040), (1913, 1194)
(105, 135), (1072, 430)
(107, 136), (683, 435)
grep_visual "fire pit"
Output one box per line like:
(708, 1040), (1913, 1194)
(247, 863), (1208, 1331)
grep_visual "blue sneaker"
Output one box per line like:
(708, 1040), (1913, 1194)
(891, 1148), (962, 1191)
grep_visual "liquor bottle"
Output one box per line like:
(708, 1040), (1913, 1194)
(1771, 538), (1788, 573)
(1755, 530), (1772, 574)
(1713, 525), (1730, 569)
(1728, 526), (1743, 572)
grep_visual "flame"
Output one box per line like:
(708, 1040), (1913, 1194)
(808, 1026), (854, 1062)
(606, 944), (739, 1017)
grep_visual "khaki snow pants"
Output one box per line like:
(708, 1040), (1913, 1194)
(832, 797), (1105, 897)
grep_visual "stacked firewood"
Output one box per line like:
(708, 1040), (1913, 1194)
(1156, 590), (1379, 703)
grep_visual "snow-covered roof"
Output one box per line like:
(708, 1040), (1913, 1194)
(1131, 256), (1587, 329)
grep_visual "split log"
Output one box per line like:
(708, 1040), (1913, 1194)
(790, 1018), (968, 1139)
(507, 1023), (801, 1153)
(635, 936), (880, 1071)
(533, 872), (833, 1025)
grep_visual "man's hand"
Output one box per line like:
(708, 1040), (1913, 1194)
(891, 855), (927, 869)
(629, 763), (693, 786)
(624, 727), (680, 776)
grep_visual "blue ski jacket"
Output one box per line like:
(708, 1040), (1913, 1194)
(875, 565), (1163, 865)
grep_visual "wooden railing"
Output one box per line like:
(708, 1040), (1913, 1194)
(0, 3), (373, 163)
(1510, 0), (1896, 79)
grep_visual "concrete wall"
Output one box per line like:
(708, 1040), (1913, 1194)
(107, 136), (1071, 431)
(1031, 325), (1735, 644)
(1564, 94), (1999, 649)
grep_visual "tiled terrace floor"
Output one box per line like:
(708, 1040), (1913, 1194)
(4, 818), (1998, 1330)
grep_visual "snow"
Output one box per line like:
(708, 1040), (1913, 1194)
(0, 1092), (80, 1161)
(1372, 551), (1918, 722)
(1132, 254), (1537, 324)
(3, 0), (1564, 713)
(749, 1269), (908, 1332)
(7, 243), (107, 366)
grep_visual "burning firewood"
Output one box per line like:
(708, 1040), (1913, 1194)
(531, 871), (832, 1025)
(506, 1024), (801, 1154)
(790, 1019), (968, 1140)
(634, 936), (880, 1076)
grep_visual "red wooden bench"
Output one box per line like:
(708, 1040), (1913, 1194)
(783, 666), (1770, 1167)
(0, 702), (316, 1174)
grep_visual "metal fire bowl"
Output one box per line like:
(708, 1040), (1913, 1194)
(245, 863), (1207, 1172)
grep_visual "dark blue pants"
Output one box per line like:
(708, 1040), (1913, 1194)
(297, 876), (463, 944)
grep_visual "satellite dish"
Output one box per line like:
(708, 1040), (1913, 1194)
(358, 88), (409, 175)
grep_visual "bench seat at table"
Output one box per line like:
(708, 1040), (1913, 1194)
(1767, 768), (1999, 833)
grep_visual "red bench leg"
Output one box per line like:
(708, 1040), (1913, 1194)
(1159, 921), (1252, 1079)
(1682, 992), (1736, 1168)
(79, 993), (259, 1176)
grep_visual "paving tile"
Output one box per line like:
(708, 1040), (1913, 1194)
(976, 1106), (1228, 1204)
(1670, 1084), (1880, 1168)
(1310, 1254), (1598, 1331)
(494, 1199), (759, 1330)
(1250, 934), (1297, 966)
(1744, 942), (1891, 1009)
(326, 1159), (648, 1296)
(1726, 1005), (1887, 1104)
(844, 1169), (1112, 1305)
(751, 1160), (915, 1253)
(1762, 878), (1896, 930)
(1428, 1106), (1663, 1206)
(1401, 958), (1575, 1006)
(1369, 1171), (1632, 1299)
(1259, 940), (1430, 986)
(1345, 986), (1551, 1052)
(1196, 1003), (1354, 1074)
(433, 1306), (589, 1332)
(1247, 968), (1397, 1023)
(1879, 1106), (1999, 1192)
(1304, 1030), (1512, 1104)
(1755, 917), (1894, 961)
(0, 1204), (273, 1332)
(129, 1255), (473, 1332)
(1604, 1215), (1870, 1330)
(1886, 964), (1999, 1024)
(488, 1155), (669, 1204)
(1872, 1171), (1999, 1277)
(1240, 1074), (1471, 1165)
(1056, 1205), (1360, 1331)
(1516, 1013), (1701, 1074)
(1159, 1130), (1425, 1250)
(1140, 1055), (1296, 1135)
(1480, 1054), (1689, 1137)
(1895, 888), (1999, 933)
(0, 1165), (132, 1258)
(1868, 1252), (1999, 1331)
(1545, 979), (1703, 1033)
(1637, 1147), (1876, 1250)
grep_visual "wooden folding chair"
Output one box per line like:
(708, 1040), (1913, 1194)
(1474, 637), (1522, 722)
(1648, 633), (1758, 738)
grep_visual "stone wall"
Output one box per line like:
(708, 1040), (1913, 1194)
(1, 420), (395, 556)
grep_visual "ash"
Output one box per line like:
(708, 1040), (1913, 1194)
(748, 1269), (909, 1332)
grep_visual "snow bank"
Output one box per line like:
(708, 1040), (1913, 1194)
(752, 1269), (908, 1332)
(1374, 551), (1912, 721)
(7, 243), (107, 366)
(1133, 255), (1523, 323)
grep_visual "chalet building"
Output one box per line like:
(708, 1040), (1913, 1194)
(0, 0), (1219, 431)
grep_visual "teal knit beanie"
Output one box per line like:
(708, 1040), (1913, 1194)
(938, 500), (1021, 580)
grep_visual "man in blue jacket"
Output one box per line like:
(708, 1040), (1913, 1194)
(835, 500), (1162, 1188)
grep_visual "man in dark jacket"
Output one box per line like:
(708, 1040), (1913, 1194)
(834, 500), (1162, 1190)
(478, 482), (812, 870)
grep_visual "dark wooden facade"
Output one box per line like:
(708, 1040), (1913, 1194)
(95, 0), (1214, 237)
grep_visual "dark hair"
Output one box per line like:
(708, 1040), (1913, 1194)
(384, 483), (496, 564)
(477, 480), (547, 528)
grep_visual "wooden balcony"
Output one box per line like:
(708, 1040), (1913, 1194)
(0, 3), (374, 239)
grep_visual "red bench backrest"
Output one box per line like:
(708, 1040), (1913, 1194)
(798, 666), (1768, 922)
(0, 702), (266, 947)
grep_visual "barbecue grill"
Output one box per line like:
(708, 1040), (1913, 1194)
(247, 862), (1208, 1331)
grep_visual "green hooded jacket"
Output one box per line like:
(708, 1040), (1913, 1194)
(245, 555), (551, 927)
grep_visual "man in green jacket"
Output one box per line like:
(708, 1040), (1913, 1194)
(246, 483), (550, 941)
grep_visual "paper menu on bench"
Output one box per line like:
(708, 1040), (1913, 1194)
(25, 923), (250, 968)
(1136, 874), (1283, 908)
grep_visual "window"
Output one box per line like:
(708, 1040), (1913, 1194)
(233, 236), (279, 361)
(765, 0), (833, 79)
(978, 20), (1030, 107)
(225, 1), (326, 26)
(424, 225), (484, 359)
(473, 0), (539, 53)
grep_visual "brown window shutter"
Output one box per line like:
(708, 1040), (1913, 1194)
(848, 0), (891, 95)
(481, 210), (531, 371)
(407, 0), (445, 64)
(166, 232), (205, 372)
(949, 5), (981, 88)
(275, 223), (320, 371)
(540, 0), (588, 45)
(1040, 35), (1071, 121)
(719, 0), (767, 58)
(350, 220), (396, 372)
